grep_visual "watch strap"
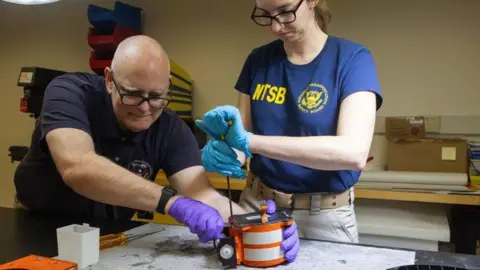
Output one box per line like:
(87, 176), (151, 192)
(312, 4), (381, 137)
(157, 187), (177, 215)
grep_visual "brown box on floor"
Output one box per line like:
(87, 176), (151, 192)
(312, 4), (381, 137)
(385, 116), (425, 139)
(387, 139), (468, 173)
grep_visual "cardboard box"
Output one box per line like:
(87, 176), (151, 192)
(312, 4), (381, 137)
(387, 139), (468, 173)
(385, 116), (425, 139)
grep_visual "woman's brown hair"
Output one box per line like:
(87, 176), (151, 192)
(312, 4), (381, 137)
(313, 0), (332, 32)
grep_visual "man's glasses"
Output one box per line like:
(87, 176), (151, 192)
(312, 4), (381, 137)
(111, 72), (172, 109)
(250, 0), (304, 26)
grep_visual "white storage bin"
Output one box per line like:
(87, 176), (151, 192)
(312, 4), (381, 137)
(56, 223), (100, 269)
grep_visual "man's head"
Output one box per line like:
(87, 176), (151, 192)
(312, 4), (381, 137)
(104, 35), (171, 133)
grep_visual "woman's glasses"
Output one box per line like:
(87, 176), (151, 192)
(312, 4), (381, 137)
(251, 0), (304, 26)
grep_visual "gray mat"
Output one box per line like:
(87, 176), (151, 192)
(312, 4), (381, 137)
(90, 223), (415, 270)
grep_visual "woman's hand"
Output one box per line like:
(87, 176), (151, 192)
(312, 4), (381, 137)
(196, 105), (252, 157)
(201, 140), (247, 179)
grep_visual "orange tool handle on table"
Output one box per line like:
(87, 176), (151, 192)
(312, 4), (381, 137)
(99, 233), (127, 250)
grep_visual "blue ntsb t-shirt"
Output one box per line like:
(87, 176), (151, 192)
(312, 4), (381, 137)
(235, 36), (383, 193)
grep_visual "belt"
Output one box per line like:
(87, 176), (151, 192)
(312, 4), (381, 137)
(246, 173), (354, 214)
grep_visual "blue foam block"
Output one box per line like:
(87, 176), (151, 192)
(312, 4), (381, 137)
(87, 1), (142, 33)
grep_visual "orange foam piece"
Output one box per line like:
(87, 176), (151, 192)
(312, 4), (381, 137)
(0, 254), (78, 270)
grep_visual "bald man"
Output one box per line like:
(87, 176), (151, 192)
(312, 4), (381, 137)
(14, 35), (246, 243)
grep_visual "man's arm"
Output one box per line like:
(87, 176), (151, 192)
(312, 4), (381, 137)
(168, 165), (247, 222)
(46, 127), (178, 213)
(248, 91), (377, 171)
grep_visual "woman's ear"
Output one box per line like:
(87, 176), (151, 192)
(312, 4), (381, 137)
(308, 0), (320, 9)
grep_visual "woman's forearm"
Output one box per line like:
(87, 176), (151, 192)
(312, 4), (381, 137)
(248, 134), (369, 171)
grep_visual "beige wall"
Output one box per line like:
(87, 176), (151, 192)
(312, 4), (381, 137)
(0, 0), (479, 208)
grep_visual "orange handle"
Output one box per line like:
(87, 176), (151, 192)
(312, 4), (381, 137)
(260, 204), (268, 223)
(99, 233), (127, 250)
(100, 238), (127, 250)
(100, 233), (119, 241)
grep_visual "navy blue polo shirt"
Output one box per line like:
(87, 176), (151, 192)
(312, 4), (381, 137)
(14, 72), (201, 219)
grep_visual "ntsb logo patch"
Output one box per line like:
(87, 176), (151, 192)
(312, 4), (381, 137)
(297, 83), (328, 114)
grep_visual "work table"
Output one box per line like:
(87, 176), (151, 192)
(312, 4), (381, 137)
(0, 207), (479, 269)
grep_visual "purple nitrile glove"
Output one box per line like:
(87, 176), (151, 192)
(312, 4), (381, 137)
(168, 197), (225, 243)
(265, 200), (300, 263)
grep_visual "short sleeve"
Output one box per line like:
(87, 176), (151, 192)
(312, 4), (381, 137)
(234, 51), (255, 95)
(161, 117), (202, 178)
(39, 75), (91, 150)
(340, 48), (383, 110)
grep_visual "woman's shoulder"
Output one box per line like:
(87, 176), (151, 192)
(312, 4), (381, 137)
(327, 35), (373, 56)
(246, 39), (284, 61)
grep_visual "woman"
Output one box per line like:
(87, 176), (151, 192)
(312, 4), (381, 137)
(196, 0), (383, 244)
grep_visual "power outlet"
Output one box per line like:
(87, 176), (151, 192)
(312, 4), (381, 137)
(424, 116), (441, 133)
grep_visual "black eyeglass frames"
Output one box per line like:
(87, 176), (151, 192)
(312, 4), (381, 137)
(250, 0), (305, 26)
(110, 72), (172, 109)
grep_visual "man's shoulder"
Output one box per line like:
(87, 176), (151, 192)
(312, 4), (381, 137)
(157, 108), (183, 122)
(48, 72), (105, 93)
(152, 109), (190, 132)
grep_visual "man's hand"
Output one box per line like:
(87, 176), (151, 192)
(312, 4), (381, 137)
(201, 140), (246, 179)
(266, 200), (300, 263)
(195, 105), (252, 157)
(167, 196), (225, 243)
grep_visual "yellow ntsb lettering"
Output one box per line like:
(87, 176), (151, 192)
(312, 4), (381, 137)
(266, 86), (278, 102)
(252, 84), (265, 100)
(251, 84), (287, 105)
(275, 87), (286, 104)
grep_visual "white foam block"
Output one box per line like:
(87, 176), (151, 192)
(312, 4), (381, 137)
(56, 223), (100, 269)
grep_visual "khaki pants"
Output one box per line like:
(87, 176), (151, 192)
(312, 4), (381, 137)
(238, 185), (359, 243)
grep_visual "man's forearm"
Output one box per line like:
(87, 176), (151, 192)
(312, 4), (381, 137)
(63, 152), (163, 213)
(211, 194), (247, 222)
(249, 135), (369, 171)
(189, 188), (246, 222)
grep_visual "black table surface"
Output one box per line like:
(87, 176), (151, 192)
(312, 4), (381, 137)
(0, 207), (479, 269)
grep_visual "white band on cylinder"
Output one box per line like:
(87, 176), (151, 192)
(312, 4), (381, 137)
(242, 230), (283, 245)
(244, 247), (284, 262)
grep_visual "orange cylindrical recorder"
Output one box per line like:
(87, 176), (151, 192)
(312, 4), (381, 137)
(215, 202), (294, 268)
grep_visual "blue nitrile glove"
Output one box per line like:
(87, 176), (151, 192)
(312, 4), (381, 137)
(195, 105), (252, 158)
(266, 200), (300, 263)
(202, 140), (247, 179)
(168, 196), (225, 243)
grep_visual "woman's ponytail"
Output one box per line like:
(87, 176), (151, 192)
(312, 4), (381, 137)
(313, 0), (332, 33)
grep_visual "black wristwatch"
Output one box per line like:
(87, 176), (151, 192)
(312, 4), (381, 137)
(156, 187), (178, 215)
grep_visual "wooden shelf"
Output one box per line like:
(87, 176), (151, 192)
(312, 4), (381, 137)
(354, 188), (480, 206)
(154, 171), (480, 206)
(155, 171), (247, 190)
